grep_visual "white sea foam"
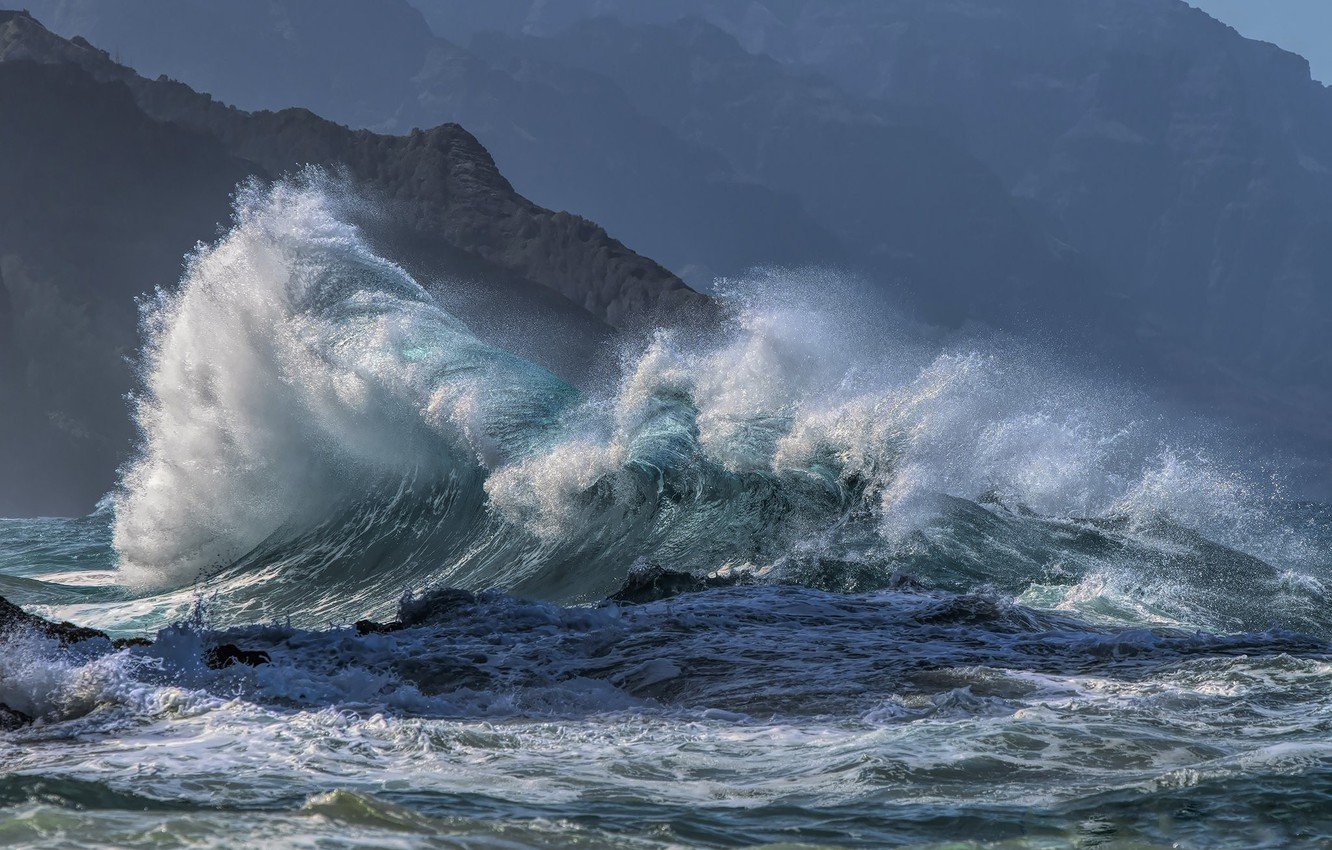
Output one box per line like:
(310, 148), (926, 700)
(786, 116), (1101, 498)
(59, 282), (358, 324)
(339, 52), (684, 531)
(111, 176), (1311, 610)
(113, 172), (571, 588)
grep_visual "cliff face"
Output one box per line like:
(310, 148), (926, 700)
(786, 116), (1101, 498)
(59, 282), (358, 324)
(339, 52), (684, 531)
(0, 11), (703, 327)
(16, 0), (842, 288)
(0, 11), (704, 516)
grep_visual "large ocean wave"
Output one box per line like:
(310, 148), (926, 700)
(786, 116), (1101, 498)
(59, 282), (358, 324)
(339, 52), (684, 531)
(86, 172), (1325, 631)
(6, 172), (1332, 850)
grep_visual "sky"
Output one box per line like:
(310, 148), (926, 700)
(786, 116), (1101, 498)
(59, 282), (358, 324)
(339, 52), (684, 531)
(1190, 0), (1332, 83)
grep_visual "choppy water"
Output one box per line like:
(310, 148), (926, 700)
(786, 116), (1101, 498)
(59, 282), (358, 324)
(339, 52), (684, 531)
(3, 173), (1332, 848)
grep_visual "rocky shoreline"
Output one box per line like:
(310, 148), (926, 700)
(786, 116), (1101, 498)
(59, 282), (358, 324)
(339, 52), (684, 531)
(0, 595), (274, 728)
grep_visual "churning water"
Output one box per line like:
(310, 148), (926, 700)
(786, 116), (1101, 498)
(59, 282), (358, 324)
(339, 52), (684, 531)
(3, 174), (1332, 848)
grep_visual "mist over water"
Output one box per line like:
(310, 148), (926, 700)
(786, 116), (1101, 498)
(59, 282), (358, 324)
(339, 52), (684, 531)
(4, 173), (1332, 849)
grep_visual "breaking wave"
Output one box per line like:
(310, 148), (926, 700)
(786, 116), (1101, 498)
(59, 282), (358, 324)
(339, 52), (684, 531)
(106, 172), (1329, 630)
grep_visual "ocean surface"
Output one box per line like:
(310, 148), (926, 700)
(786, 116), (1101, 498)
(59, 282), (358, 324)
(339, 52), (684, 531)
(3, 174), (1332, 849)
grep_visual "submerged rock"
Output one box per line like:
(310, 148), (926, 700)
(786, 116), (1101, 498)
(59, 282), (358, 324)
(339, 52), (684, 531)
(0, 596), (275, 668)
(205, 644), (271, 669)
(354, 619), (406, 636)
(0, 703), (32, 731)
(608, 565), (755, 605)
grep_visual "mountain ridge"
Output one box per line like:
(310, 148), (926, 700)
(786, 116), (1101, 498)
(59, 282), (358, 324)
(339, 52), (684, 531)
(0, 11), (707, 515)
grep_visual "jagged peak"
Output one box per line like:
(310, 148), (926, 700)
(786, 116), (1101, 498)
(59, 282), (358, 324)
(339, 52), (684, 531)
(0, 6), (700, 329)
(0, 7), (125, 73)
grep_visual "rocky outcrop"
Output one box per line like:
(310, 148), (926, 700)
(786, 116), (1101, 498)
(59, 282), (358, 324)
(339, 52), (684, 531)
(0, 594), (269, 729)
(608, 565), (756, 605)
(0, 703), (31, 730)
(205, 644), (271, 668)
(0, 594), (109, 644)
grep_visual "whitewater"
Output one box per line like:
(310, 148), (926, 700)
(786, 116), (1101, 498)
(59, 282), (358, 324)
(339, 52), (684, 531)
(3, 173), (1332, 848)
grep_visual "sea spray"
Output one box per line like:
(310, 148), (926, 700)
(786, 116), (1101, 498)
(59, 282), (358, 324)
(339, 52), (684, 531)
(113, 171), (575, 589)
(107, 172), (1321, 625)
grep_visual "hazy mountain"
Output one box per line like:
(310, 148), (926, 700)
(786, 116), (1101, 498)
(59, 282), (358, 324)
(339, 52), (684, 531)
(694, 0), (1332, 420)
(18, 0), (840, 287)
(476, 17), (1114, 329)
(415, 0), (1332, 487)
(14, 0), (437, 127)
(0, 10), (703, 515)
(1182, 0), (1332, 84)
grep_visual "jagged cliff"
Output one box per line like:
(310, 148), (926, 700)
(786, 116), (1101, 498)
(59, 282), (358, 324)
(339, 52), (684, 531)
(0, 10), (702, 326)
(0, 10), (705, 515)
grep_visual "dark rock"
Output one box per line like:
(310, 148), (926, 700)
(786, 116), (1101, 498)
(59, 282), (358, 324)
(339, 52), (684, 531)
(0, 595), (108, 644)
(609, 565), (755, 605)
(0, 703), (32, 731)
(205, 644), (271, 669)
(393, 656), (491, 693)
(113, 637), (153, 649)
(397, 588), (478, 626)
(354, 619), (405, 636)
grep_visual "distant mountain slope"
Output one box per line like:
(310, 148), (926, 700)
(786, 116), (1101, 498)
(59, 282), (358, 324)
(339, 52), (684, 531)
(414, 0), (1332, 488)
(0, 10), (704, 515)
(13, 0), (437, 127)
(17, 0), (840, 286)
(1, 11), (702, 327)
(0, 56), (253, 515)
(476, 17), (1113, 328)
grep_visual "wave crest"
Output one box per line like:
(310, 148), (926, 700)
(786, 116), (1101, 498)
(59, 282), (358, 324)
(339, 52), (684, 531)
(109, 175), (1319, 626)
